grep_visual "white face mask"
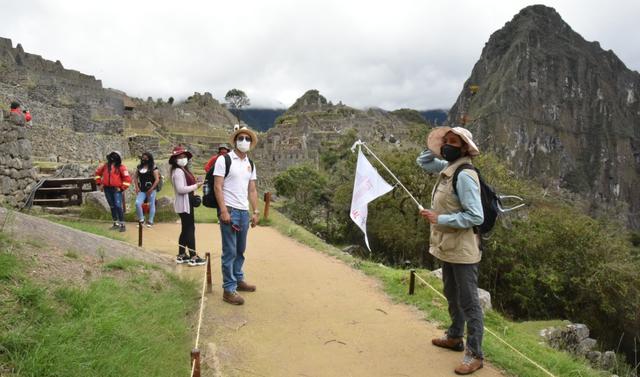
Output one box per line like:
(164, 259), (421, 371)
(236, 140), (251, 153)
(176, 157), (188, 167)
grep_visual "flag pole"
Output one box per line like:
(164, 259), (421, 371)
(351, 140), (424, 211)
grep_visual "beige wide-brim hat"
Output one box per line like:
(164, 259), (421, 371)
(427, 126), (480, 157)
(229, 126), (258, 150)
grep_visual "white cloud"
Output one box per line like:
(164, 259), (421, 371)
(1, 0), (638, 110)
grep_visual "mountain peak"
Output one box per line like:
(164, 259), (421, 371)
(287, 89), (332, 114)
(448, 6), (640, 228)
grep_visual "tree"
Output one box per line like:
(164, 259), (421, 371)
(168, 97), (174, 105)
(224, 89), (250, 124)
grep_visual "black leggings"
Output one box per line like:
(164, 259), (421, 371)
(178, 207), (196, 257)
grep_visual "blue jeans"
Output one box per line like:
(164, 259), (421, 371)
(135, 190), (157, 223)
(219, 207), (250, 292)
(103, 187), (124, 223)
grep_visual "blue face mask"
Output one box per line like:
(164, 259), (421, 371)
(441, 144), (462, 162)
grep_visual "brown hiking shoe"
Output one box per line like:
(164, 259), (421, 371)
(454, 353), (483, 375)
(223, 291), (244, 305)
(432, 335), (464, 352)
(237, 280), (256, 292)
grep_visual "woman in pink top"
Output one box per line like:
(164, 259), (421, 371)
(169, 146), (206, 266)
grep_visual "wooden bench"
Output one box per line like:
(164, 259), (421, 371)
(33, 178), (97, 207)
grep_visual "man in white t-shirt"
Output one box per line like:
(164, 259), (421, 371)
(213, 126), (259, 305)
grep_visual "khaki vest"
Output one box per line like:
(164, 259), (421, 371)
(429, 157), (481, 264)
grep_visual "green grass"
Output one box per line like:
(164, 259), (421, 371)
(51, 218), (126, 241)
(63, 250), (79, 259)
(0, 235), (199, 377)
(266, 208), (613, 377)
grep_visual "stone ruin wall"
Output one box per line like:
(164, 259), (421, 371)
(0, 38), (130, 162)
(0, 117), (37, 207)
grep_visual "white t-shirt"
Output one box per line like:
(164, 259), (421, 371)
(213, 150), (257, 210)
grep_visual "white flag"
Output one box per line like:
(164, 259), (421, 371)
(350, 149), (393, 250)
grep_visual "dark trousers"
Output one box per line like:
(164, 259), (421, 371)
(442, 261), (484, 358)
(103, 187), (124, 223)
(178, 207), (196, 258)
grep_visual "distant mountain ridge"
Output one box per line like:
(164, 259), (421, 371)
(252, 89), (426, 188)
(448, 5), (640, 228)
(239, 108), (286, 131)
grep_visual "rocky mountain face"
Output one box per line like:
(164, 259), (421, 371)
(448, 5), (640, 228)
(252, 90), (425, 188)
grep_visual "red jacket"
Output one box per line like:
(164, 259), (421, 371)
(95, 163), (132, 190)
(10, 108), (31, 122)
(204, 151), (227, 173)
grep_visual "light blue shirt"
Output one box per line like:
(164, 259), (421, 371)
(416, 149), (484, 229)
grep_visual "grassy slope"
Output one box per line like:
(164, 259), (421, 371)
(0, 232), (198, 377)
(266, 207), (608, 377)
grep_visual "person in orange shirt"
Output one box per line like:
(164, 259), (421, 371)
(95, 151), (132, 232)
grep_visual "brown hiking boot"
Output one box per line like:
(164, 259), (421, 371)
(237, 280), (256, 292)
(454, 353), (483, 375)
(432, 334), (464, 352)
(223, 291), (244, 305)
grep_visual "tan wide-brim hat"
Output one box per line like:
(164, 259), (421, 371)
(230, 126), (258, 150)
(427, 126), (480, 157)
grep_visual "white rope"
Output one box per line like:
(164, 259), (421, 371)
(190, 254), (210, 377)
(412, 273), (557, 377)
(353, 140), (424, 211)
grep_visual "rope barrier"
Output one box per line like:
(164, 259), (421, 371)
(412, 272), (557, 377)
(189, 254), (210, 377)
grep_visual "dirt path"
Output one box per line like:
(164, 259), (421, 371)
(125, 223), (504, 377)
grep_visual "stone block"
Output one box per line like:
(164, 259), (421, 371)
(156, 196), (173, 211)
(566, 323), (590, 341)
(601, 351), (616, 370)
(576, 338), (597, 355)
(84, 191), (111, 212)
(585, 350), (601, 365)
(478, 288), (492, 312)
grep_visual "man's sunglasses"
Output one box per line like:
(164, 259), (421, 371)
(237, 136), (252, 142)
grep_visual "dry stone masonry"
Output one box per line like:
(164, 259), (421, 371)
(0, 116), (37, 207)
(540, 323), (619, 372)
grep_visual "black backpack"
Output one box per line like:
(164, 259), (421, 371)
(202, 154), (254, 208)
(452, 163), (501, 235)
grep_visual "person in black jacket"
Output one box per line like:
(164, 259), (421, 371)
(133, 152), (160, 228)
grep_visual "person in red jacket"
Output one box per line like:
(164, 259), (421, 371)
(95, 151), (131, 232)
(204, 144), (230, 173)
(23, 110), (32, 128)
(9, 101), (31, 126)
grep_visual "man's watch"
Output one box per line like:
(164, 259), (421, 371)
(253, 210), (259, 215)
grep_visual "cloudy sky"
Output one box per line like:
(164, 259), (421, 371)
(2, 0), (639, 110)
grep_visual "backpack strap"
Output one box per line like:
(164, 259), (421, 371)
(452, 163), (475, 197)
(224, 154), (231, 177)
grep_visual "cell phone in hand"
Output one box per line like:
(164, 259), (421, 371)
(231, 224), (241, 232)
